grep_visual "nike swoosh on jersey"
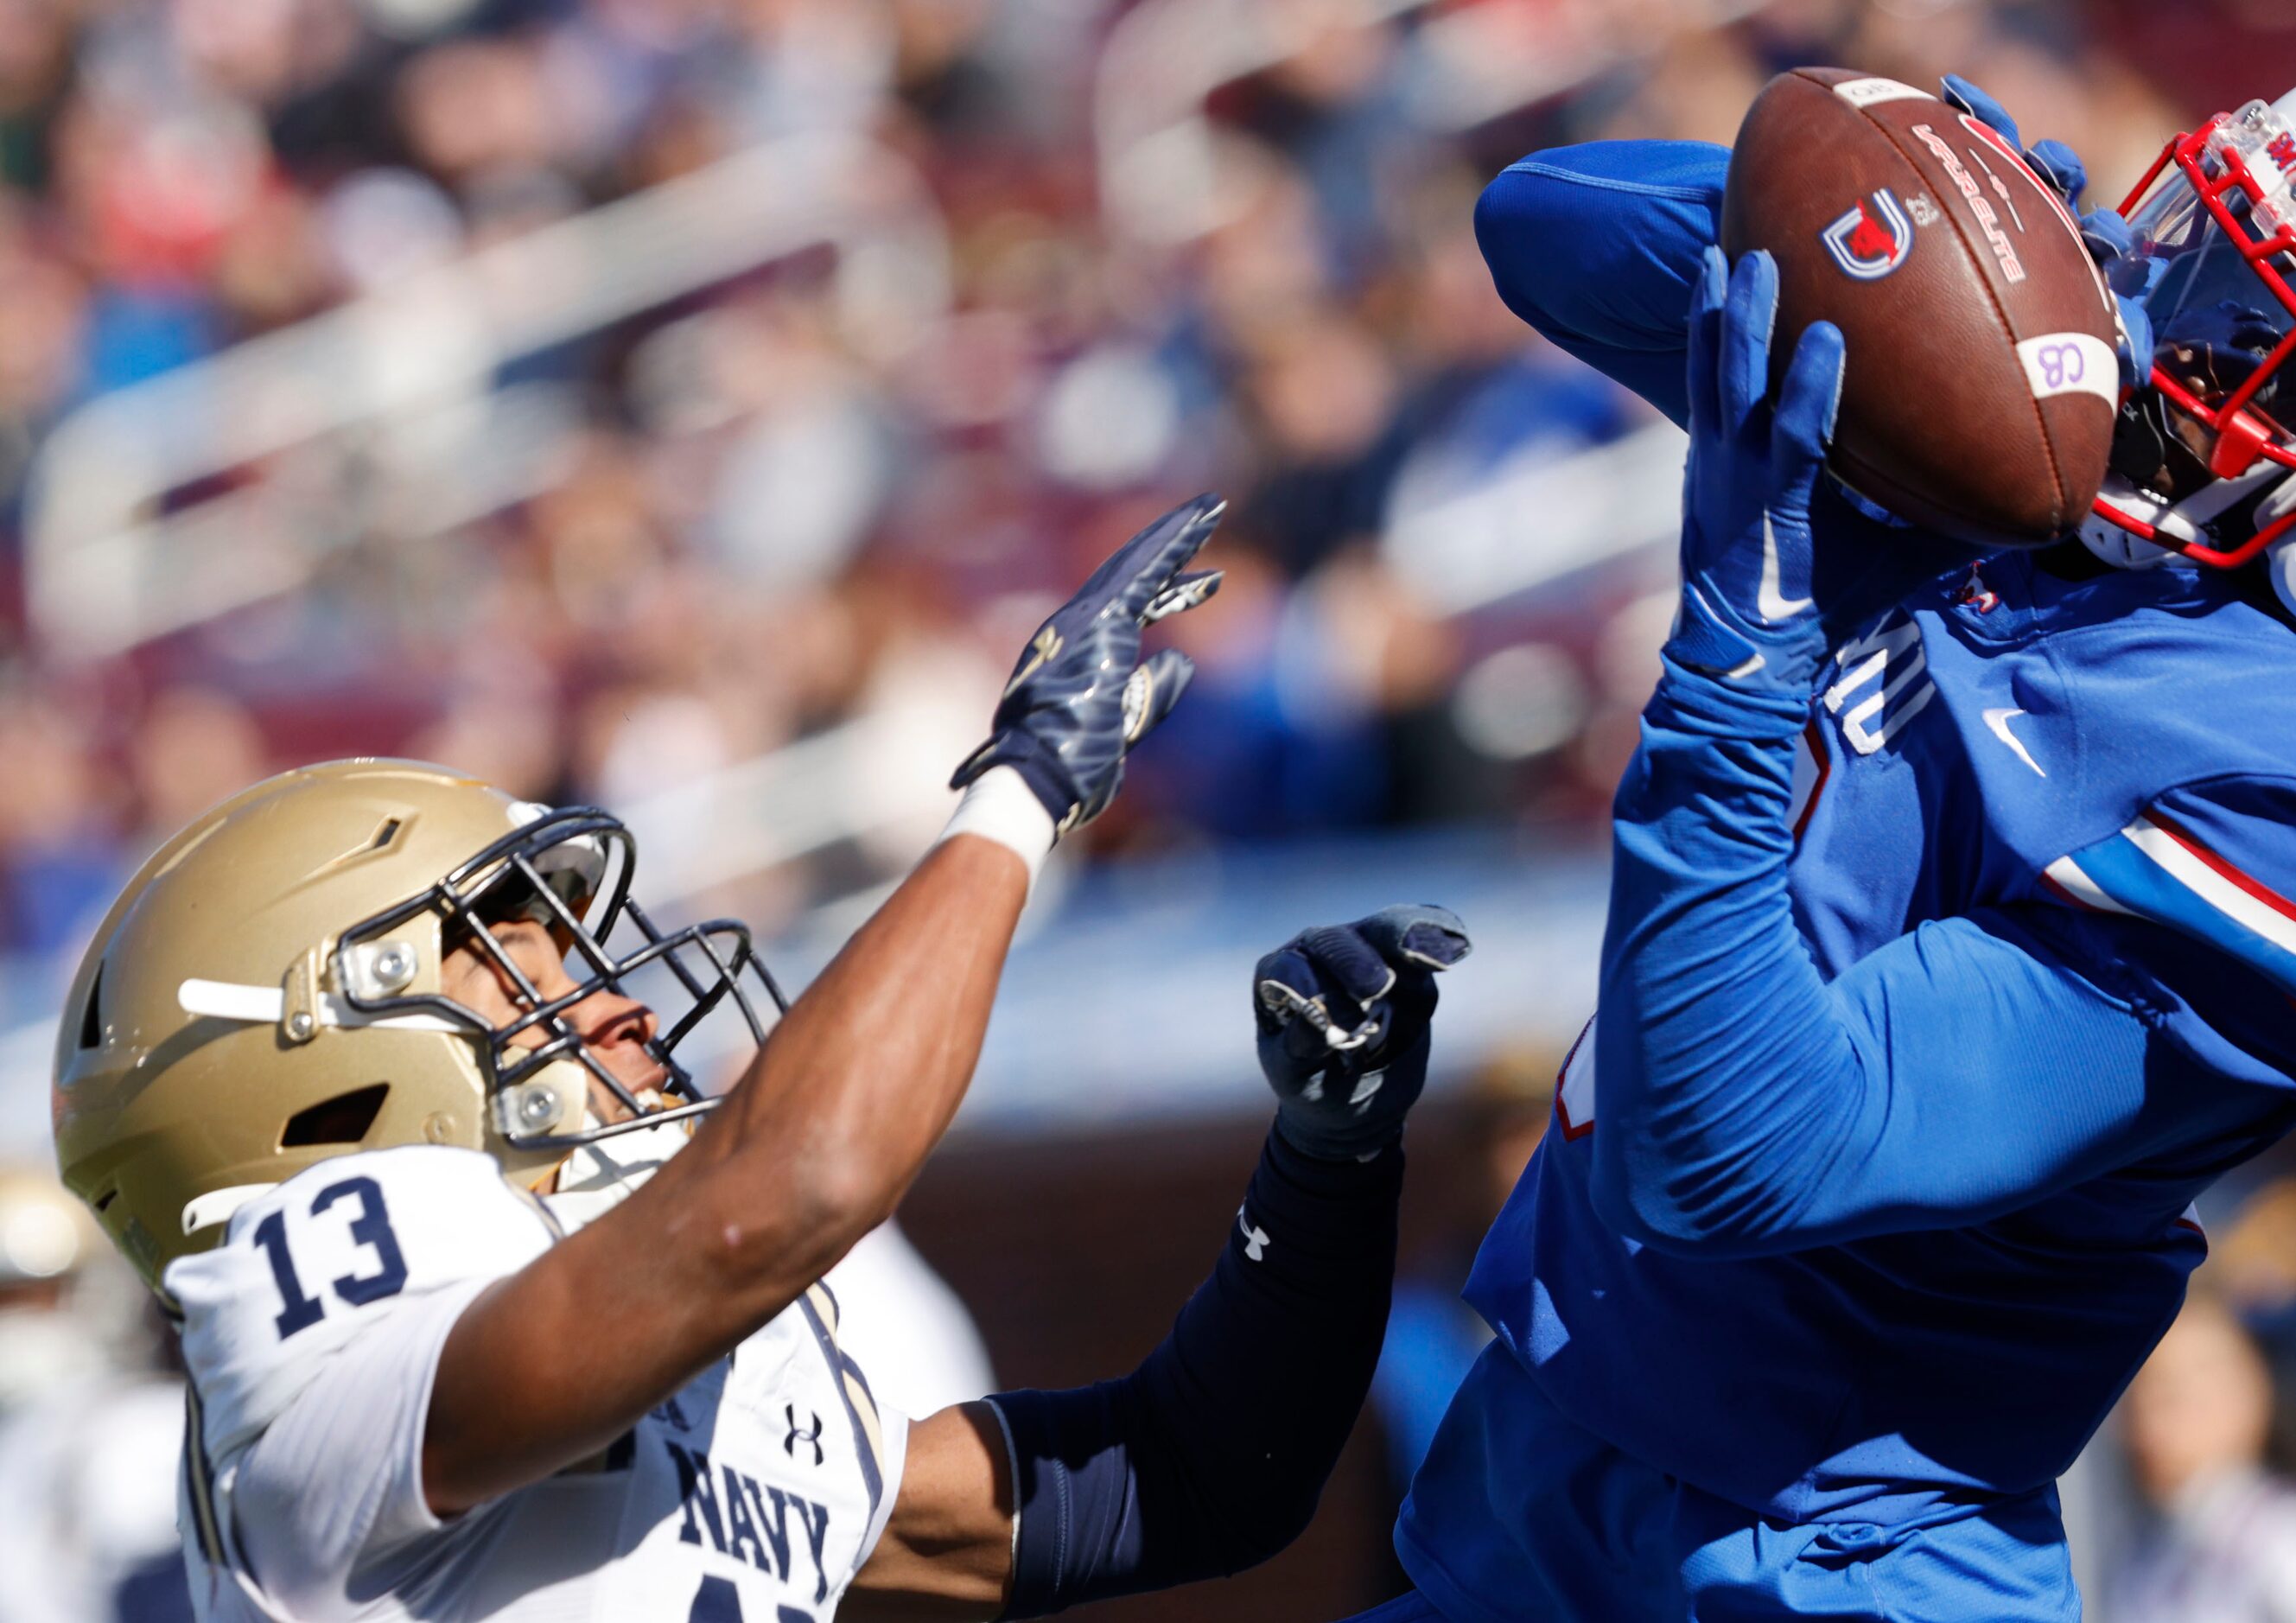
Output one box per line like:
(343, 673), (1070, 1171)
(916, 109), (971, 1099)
(1758, 513), (1813, 622)
(1981, 707), (2047, 777)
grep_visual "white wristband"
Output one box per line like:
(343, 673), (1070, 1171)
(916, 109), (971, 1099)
(936, 766), (1057, 888)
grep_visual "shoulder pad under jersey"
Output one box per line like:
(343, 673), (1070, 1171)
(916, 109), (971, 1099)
(169, 1144), (558, 1461)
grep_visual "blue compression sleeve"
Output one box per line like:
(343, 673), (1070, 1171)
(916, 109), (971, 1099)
(986, 1127), (1399, 1617)
(1591, 661), (2244, 1258)
(1473, 141), (1727, 427)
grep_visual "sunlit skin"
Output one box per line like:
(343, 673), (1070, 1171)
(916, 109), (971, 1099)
(440, 916), (665, 1133)
(423, 836), (1026, 1614)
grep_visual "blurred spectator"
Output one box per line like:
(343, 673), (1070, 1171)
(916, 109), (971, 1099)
(0, 1162), (187, 1623)
(2110, 1292), (2296, 1623)
(126, 684), (267, 841)
(0, 0), (2210, 983)
(0, 691), (122, 957)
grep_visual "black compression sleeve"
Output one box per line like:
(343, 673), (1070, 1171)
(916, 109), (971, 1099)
(985, 1124), (1402, 1618)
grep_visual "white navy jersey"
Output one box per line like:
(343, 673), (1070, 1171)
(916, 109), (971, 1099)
(165, 1145), (906, 1623)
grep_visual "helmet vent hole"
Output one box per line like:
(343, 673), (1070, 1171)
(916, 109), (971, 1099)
(77, 963), (104, 1050)
(280, 1084), (390, 1149)
(92, 1189), (116, 1213)
(369, 818), (404, 851)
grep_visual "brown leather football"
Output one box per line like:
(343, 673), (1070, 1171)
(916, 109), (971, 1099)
(1720, 67), (2121, 548)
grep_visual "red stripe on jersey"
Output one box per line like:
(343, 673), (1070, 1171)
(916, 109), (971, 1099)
(2038, 870), (2100, 911)
(1791, 718), (1831, 844)
(1553, 1019), (1594, 1142)
(2144, 809), (2296, 927)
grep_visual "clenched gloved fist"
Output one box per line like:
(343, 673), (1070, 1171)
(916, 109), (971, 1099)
(952, 495), (1224, 835)
(1255, 905), (1471, 1162)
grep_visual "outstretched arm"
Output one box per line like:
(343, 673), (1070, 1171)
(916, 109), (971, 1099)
(849, 908), (1470, 1619)
(1588, 247), (2231, 1258)
(422, 497), (1227, 1515)
(1474, 140), (1727, 427)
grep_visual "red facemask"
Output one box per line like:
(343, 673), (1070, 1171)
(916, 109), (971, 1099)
(2089, 97), (2296, 568)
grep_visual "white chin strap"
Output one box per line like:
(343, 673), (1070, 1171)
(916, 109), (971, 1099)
(2080, 462), (2296, 621)
(2078, 483), (2180, 570)
(2270, 532), (2296, 615)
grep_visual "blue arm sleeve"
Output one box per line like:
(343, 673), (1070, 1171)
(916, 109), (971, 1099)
(985, 1127), (1398, 1617)
(1590, 661), (2250, 1258)
(1473, 140), (1727, 428)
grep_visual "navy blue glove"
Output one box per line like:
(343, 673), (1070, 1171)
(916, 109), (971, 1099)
(1666, 247), (1846, 692)
(952, 495), (1224, 833)
(1255, 904), (1470, 1161)
(1943, 74), (2154, 387)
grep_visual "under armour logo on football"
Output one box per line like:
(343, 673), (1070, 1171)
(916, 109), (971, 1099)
(784, 1405), (825, 1466)
(1237, 1205), (1270, 1263)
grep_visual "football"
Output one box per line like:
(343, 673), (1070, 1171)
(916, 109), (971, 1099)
(1721, 67), (2122, 548)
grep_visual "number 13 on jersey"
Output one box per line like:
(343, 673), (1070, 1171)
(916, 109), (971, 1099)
(251, 1175), (410, 1338)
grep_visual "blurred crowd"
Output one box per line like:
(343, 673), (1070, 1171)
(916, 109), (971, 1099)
(0, 0), (2293, 1619)
(0, 0), (2241, 996)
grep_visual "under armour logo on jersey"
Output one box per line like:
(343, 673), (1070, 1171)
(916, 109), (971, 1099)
(784, 1405), (824, 1466)
(652, 1395), (692, 1433)
(1237, 1205), (1270, 1263)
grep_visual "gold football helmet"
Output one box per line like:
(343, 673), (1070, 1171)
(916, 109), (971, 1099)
(53, 760), (782, 1290)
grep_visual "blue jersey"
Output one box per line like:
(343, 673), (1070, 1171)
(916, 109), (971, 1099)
(1402, 138), (2296, 1601)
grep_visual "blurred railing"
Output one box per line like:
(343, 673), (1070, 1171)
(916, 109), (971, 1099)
(24, 135), (951, 662)
(1094, 0), (1429, 243)
(1095, 0), (1773, 243)
(1386, 418), (1688, 614)
(4, 3), (1728, 1154)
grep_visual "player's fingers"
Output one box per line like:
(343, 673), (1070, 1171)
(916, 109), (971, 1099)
(1941, 73), (2020, 150)
(1255, 958), (1368, 1061)
(1294, 923), (1399, 1010)
(1720, 250), (1778, 441)
(2114, 293), (2155, 391)
(1121, 649), (1195, 747)
(1110, 493), (1226, 622)
(2025, 137), (2088, 207)
(2081, 206), (2134, 264)
(1254, 946), (1320, 1032)
(1774, 320), (1845, 479)
(1687, 245), (1727, 439)
(1141, 569), (1223, 625)
(1352, 904), (1472, 971)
